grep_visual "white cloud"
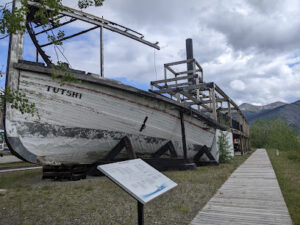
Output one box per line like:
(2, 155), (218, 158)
(9, 0), (299, 105)
(230, 80), (246, 91)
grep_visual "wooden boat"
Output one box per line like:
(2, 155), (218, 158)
(4, 1), (245, 169)
(5, 60), (223, 165)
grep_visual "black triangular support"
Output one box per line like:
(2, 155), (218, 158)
(88, 136), (136, 176)
(151, 141), (177, 158)
(193, 145), (218, 166)
(104, 136), (137, 161)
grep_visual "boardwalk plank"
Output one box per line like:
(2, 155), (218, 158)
(189, 149), (293, 225)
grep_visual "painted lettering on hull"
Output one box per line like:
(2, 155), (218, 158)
(46, 85), (82, 99)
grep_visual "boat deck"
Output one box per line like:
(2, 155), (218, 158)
(189, 149), (292, 225)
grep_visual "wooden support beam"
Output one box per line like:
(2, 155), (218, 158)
(180, 111), (187, 160)
(150, 74), (198, 85)
(35, 18), (77, 35)
(180, 92), (202, 104)
(35, 48), (38, 62)
(237, 112), (243, 132)
(26, 22), (52, 66)
(214, 84), (247, 121)
(194, 60), (203, 73)
(209, 87), (217, 121)
(200, 98), (227, 104)
(196, 77), (200, 111)
(200, 70), (204, 82)
(154, 82), (213, 93)
(164, 58), (194, 67)
(34, 14), (66, 28)
(40, 25), (99, 47)
(228, 101), (232, 127)
(162, 82), (192, 89)
(162, 90), (213, 112)
(175, 69), (201, 76)
(151, 82), (161, 89)
(165, 65), (177, 75)
(176, 92), (181, 102)
(200, 93), (210, 98)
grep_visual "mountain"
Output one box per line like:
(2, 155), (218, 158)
(239, 101), (287, 111)
(239, 101), (287, 121)
(239, 100), (300, 133)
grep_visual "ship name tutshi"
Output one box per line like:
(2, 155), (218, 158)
(46, 85), (82, 99)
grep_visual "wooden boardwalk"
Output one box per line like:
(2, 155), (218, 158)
(190, 149), (293, 225)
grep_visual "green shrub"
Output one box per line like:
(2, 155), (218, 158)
(250, 119), (300, 151)
(218, 131), (232, 163)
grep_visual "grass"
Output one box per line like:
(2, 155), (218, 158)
(267, 149), (300, 225)
(0, 161), (34, 168)
(0, 154), (250, 225)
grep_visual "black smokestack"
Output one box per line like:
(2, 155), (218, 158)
(186, 38), (195, 84)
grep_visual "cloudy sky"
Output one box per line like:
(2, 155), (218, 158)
(1, 0), (300, 105)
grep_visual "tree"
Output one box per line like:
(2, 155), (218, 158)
(0, 0), (104, 38)
(0, 0), (104, 116)
(217, 131), (232, 163)
(250, 119), (300, 151)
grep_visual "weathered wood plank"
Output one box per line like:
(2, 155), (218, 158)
(154, 82), (213, 93)
(150, 74), (198, 84)
(175, 69), (202, 76)
(164, 58), (194, 67)
(189, 149), (293, 225)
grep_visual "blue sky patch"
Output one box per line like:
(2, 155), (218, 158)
(288, 62), (300, 68)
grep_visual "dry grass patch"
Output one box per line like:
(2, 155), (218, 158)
(0, 154), (250, 225)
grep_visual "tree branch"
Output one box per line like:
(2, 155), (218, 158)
(0, 34), (9, 40)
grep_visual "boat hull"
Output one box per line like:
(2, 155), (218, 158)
(5, 63), (219, 165)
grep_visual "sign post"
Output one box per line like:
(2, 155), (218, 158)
(98, 159), (177, 225)
(138, 201), (144, 225)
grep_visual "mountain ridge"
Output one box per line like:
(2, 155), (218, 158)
(239, 101), (287, 112)
(239, 100), (300, 133)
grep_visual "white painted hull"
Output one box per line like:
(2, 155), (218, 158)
(5, 63), (221, 165)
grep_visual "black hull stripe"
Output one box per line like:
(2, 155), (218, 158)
(16, 121), (167, 144)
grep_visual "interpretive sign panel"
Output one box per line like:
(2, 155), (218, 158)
(97, 159), (177, 204)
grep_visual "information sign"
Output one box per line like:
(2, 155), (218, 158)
(97, 159), (177, 204)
